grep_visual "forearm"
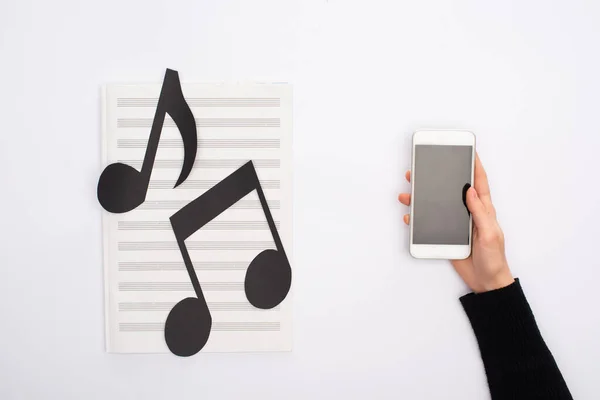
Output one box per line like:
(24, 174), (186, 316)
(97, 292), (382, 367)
(460, 279), (572, 399)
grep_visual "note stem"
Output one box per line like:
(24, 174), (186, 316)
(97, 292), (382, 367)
(174, 235), (206, 304)
(139, 72), (171, 182)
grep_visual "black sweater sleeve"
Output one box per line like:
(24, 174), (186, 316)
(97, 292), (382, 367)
(460, 279), (572, 399)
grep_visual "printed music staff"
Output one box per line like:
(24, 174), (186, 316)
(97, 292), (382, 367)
(97, 69), (197, 213)
(97, 69), (292, 356)
(164, 161), (292, 357)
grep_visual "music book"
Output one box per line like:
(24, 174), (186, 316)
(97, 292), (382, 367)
(101, 80), (293, 353)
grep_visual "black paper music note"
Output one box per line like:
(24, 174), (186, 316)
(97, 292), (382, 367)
(97, 69), (197, 213)
(164, 161), (292, 357)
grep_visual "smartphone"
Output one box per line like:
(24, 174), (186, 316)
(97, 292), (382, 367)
(409, 130), (475, 259)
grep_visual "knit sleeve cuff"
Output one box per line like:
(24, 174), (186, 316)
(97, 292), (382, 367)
(460, 278), (546, 365)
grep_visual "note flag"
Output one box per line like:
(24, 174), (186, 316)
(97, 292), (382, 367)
(164, 161), (292, 356)
(97, 69), (197, 213)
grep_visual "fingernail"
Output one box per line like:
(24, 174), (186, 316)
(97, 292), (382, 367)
(471, 187), (478, 199)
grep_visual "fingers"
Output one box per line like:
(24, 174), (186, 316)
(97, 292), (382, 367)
(474, 153), (492, 205)
(466, 186), (492, 231)
(403, 214), (409, 225)
(398, 169), (412, 207)
(398, 193), (411, 206)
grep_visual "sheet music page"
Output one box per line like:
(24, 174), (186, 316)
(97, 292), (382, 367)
(102, 83), (292, 353)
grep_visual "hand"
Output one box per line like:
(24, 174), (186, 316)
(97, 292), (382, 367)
(398, 154), (514, 293)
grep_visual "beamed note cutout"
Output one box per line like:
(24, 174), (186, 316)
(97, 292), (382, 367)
(97, 69), (292, 356)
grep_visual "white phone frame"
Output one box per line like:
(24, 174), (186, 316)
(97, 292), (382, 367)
(409, 130), (476, 260)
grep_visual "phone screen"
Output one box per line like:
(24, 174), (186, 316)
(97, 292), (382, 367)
(413, 145), (473, 245)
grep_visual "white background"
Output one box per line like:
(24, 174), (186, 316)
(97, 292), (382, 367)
(1, 0), (598, 398)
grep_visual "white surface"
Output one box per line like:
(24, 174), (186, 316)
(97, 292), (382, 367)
(410, 130), (475, 260)
(0, 0), (598, 398)
(102, 83), (293, 353)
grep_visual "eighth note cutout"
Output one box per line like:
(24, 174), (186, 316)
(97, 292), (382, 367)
(98, 69), (197, 213)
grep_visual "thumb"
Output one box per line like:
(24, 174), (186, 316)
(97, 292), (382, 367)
(466, 186), (490, 230)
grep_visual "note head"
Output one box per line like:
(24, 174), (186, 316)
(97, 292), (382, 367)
(164, 297), (212, 357)
(97, 163), (147, 213)
(245, 249), (292, 309)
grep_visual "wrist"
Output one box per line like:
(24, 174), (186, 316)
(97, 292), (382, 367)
(478, 268), (514, 293)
